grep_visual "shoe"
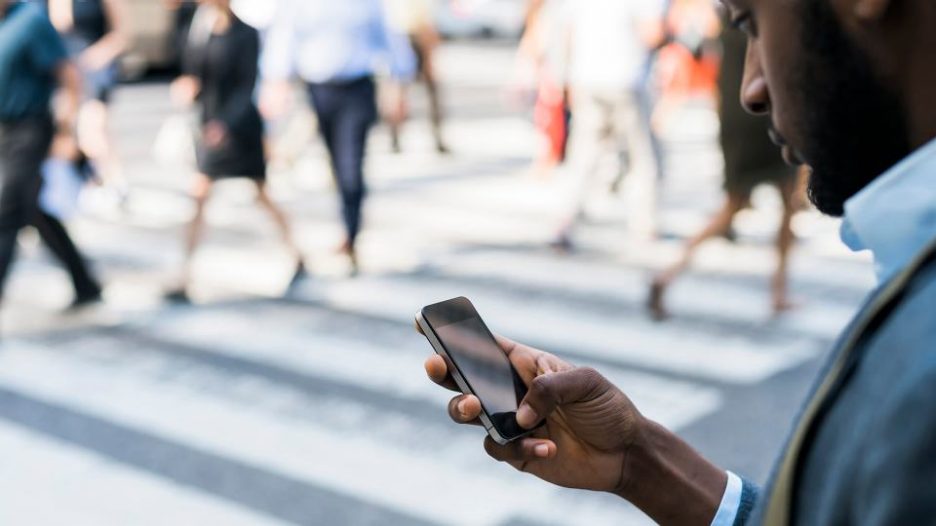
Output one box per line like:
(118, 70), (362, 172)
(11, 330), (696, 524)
(549, 234), (574, 253)
(67, 287), (103, 312)
(336, 241), (360, 277)
(287, 260), (309, 290)
(647, 280), (669, 322)
(164, 287), (191, 304)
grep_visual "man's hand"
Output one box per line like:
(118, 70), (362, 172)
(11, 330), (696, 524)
(423, 333), (645, 494)
(421, 328), (729, 525)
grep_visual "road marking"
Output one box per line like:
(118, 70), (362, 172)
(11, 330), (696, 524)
(0, 419), (286, 526)
(297, 275), (823, 384)
(425, 249), (862, 340)
(144, 306), (722, 431)
(0, 344), (653, 526)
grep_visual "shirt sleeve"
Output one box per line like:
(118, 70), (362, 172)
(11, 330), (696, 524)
(261, 0), (297, 81)
(374, 0), (416, 81)
(710, 471), (744, 526)
(27, 6), (68, 73)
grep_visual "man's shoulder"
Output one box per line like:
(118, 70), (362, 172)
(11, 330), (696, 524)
(10, 2), (47, 23)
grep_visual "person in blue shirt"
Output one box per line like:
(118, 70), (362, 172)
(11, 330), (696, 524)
(261, 0), (415, 274)
(424, 0), (936, 524)
(0, 0), (102, 316)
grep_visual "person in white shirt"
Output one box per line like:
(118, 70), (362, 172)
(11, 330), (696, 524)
(552, 0), (664, 249)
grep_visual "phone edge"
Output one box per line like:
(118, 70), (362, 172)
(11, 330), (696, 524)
(416, 311), (511, 446)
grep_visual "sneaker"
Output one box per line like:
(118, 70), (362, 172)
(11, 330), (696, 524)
(287, 261), (310, 291)
(164, 287), (191, 304)
(67, 287), (103, 312)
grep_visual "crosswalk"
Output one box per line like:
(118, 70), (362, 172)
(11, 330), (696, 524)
(0, 238), (870, 525)
(0, 43), (878, 525)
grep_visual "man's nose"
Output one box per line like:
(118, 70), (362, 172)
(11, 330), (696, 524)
(741, 44), (770, 115)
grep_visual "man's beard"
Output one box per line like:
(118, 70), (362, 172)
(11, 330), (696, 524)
(793, 0), (912, 217)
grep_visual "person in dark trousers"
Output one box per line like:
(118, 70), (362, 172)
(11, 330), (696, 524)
(167, 0), (305, 301)
(0, 0), (102, 317)
(423, 0), (936, 524)
(261, 0), (414, 274)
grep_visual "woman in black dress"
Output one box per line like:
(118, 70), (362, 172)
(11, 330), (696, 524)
(168, 0), (305, 300)
(648, 27), (799, 320)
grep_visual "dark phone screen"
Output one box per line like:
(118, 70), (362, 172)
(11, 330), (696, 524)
(423, 298), (527, 438)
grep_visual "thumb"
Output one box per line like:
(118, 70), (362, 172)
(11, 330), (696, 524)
(516, 367), (608, 429)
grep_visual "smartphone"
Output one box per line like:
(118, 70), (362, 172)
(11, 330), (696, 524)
(417, 297), (533, 445)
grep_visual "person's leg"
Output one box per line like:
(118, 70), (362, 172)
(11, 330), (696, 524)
(648, 191), (748, 320)
(254, 180), (307, 285)
(77, 100), (119, 184)
(554, 90), (612, 249)
(773, 176), (798, 314)
(32, 211), (102, 304)
(0, 119), (53, 303)
(617, 90), (660, 240)
(385, 81), (407, 154)
(326, 79), (378, 269)
(419, 42), (448, 154)
(171, 173), (213, 298)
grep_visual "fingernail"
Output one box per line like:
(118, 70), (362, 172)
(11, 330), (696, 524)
(516, 404), (537, 427)
(457, 399), (469, 417)
(534, 444), (550, 458)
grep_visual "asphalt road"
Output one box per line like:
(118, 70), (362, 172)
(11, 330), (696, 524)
(0, 42), (876, 525)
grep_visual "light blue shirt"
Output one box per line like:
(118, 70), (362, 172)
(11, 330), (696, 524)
(711, 137), (936, 526)
(261, 0), (416, 84)
(841, 137), (936, 283)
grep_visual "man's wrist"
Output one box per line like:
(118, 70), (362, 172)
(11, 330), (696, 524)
(615, 418), (726, 525)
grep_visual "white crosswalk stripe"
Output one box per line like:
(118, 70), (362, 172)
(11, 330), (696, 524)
(0, 344), (653, 526)
(0, 420), (287, 526)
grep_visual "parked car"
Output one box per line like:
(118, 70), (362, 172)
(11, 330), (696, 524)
(434, 0), (527, 39)
(120, 0), (178, 78)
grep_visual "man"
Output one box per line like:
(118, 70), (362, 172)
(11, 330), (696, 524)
(0, 0), (102, 318)
(424, 0), (936, 523)
(260, 0), (415, 274)
(552, 0), (664, 249)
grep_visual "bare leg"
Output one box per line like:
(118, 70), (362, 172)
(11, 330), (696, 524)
(255, 181), (307, 287)
(772, 177), (798, 314)
(78, 100), (125, 192)
(421, 48), (448, 154)
(255, 181), (302, 259)
(173, 174), (212, 297)
(385, 82), (407, 154)
(648, 192), (747, 320)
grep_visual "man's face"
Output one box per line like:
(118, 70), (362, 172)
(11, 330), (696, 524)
(725, 0), (912, 216)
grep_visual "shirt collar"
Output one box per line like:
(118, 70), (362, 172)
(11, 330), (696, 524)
(841, 137), (936, 283)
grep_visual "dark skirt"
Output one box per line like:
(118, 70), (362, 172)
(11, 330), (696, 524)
(195, 113), (266, 181)
(718, 30), (794, 195)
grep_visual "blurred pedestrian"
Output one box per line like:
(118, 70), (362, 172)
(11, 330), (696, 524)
(0, 0), (102, 317)
(167, 0), (306, 302)
(648, 28), (799, 320)
(383, 0), (449, 155)
(45, 0), (129, 201)
(650, 0), (721, 131)
(261, 0), (416, 275)
(552, 0), (664, 249)
(515, 0), (571, 180)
